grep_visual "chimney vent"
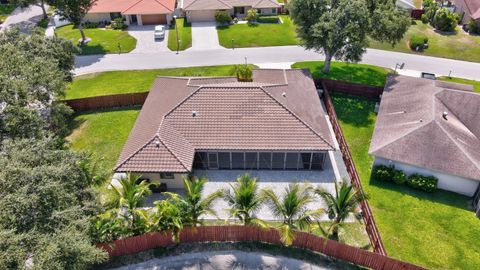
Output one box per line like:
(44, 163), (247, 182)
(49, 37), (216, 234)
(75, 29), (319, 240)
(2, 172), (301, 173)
(282, 92), (287, 97)
(155, 139), (160, 148)
(442, 111), (448, 120)
(192, 111), (197, 117)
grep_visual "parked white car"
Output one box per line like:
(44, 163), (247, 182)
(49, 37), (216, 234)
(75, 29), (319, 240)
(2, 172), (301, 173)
(154, 25), (165, 39)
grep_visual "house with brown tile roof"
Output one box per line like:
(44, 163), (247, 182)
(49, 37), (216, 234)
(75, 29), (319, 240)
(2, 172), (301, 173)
(455, 0), (480, 24)
(85, 0), (176, 26)
(182, 0), (280, 22)
(369, 75), (480, 196)
(115, 69), (335, 188)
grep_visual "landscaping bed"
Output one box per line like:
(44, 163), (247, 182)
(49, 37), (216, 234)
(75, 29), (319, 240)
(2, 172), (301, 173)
(168, 18), (192, 51)
(66, 65), (257, 100)
(368, 20), (480, 63)
(217, 15), (298, 48)
(331, 92), (480, 270)
(55, 24), (137, 55)
(291, 61), (391, 87)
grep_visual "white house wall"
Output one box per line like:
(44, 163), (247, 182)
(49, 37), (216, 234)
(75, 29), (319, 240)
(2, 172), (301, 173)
(140, 173), (186, 189)
(373, 157), (480, 197)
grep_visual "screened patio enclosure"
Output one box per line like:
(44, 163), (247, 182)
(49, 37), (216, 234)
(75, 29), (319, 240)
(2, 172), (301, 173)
(193, 151), (327, 171)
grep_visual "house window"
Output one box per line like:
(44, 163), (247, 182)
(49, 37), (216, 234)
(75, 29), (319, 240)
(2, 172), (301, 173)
(160, 172), (174, 179)
(218, 152), (231, 169)
(234, 7), (245, 14)
(110, 12), (122, 20)
(272, 8), (276, 14)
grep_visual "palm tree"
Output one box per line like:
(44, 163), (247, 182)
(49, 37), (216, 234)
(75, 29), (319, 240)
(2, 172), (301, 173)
(176, 176), (222, 227)
(152, 194), (185, 242)
(221, 173), (266, 227)
(315, 180), (368, 241)
(107, 173), (154, 229)
(262, 183), (322, 245)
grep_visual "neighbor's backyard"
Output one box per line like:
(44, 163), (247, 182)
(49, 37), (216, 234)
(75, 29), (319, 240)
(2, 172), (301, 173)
(55, 25), (137, 55)
(217, 15), (298, 48)
(331, 93), (480, 270)
(369, 20), (480, 63)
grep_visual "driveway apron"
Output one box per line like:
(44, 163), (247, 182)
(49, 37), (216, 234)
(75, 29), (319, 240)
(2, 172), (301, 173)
(128, 25), (170, 53)
(191, 22), (222, 50)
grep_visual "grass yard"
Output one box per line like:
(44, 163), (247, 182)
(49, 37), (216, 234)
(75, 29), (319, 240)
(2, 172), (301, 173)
(369, 21), (480, 63)
(331, 93), (480, 270)
(168, 18), (192, 51)
(66, 65), (256, 100)
(55, 24), (137, 55)
(67, 107), (140, 172)
(0, 4), (16, 23)
(217, 15), (298, 48)
(291, 61), (391, 87)
(438, 76), (480, 93)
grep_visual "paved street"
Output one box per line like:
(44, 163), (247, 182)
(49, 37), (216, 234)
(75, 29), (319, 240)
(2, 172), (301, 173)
(0, 5), (46, 32)
(75, 46), (480, 80)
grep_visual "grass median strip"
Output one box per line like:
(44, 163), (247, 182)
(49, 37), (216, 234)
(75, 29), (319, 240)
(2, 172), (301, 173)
(66, 65), (256, 100)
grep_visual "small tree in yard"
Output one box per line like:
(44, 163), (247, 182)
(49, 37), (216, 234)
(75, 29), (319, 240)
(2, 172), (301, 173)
(289, 0), (410, 74)
(245, 8), (259, 23)
(432, 8), (459, 32)
(55, 0), (97, 43)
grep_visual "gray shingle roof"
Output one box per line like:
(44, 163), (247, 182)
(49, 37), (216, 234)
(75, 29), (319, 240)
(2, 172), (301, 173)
(369, 75), (480, 181)
(115, 69), (335, 173)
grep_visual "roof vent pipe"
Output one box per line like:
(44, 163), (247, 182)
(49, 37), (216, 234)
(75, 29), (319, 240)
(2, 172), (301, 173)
(155, 139), (160, 148)
(282, 92), (287, 97)
(442, 111), (448, 120)
(192, 111), (197, 117)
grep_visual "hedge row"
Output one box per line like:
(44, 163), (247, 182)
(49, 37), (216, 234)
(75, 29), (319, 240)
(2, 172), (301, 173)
(372, 165), (438, 192)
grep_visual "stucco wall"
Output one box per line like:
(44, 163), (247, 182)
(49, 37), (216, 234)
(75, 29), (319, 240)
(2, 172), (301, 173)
(374, 157), (480, 196)
(140, 173), (186, 189)
(84, 13), (112, 22)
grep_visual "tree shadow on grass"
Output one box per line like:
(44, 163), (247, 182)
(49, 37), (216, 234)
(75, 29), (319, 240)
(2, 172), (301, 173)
(330, 93), (376, 128)
(79, 43), (109, 55)
(368, 171), (472, 211)
(308, 63), (388, 87)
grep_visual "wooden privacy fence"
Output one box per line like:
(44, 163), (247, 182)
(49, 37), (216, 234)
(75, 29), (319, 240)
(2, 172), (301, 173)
(97, 226), (425, 270)
(321, 80), (387, 255)
(65, 92), (149, 112)
(315, 78), (384, 100)
(411, 9), (425, 19)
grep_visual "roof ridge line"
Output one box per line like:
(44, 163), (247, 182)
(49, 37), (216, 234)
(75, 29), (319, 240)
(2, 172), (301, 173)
(153, 0), (174, 12)
(259, 85), (335, 150)
(114, 135), (160, 171)
(163, 85), (204, 118)
(156, 128), (191, 171)
(122, 0), (146, 13)
(434, 120), (480, 172)
(435, 91), (479, 138)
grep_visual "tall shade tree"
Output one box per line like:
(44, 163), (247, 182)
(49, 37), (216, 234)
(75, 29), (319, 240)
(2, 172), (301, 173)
(107, 173), (154, 230)
(221, 173), (267, 227)
(262, 183), (322, 245)
(0, 138), (107, 268)
(315, 180), (368, 241)
(55, 0), (97, 43)
(174, 176), (222, 227)
(289, 0), (410, 73)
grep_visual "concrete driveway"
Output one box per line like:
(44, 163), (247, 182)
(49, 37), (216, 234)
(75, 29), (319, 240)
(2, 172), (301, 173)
(191, 22), (222, 51)
(0, 5), (46, 33)
(128, 25), (170, 53)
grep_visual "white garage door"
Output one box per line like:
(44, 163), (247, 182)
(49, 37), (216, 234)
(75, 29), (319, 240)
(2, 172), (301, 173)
(189, 10), (216, 22)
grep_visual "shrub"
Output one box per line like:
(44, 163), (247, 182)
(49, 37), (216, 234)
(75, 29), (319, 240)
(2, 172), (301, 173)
(215, 10), (232, 24)
(420, 14), (429, 24)
(112, 17), (126, 30)
(235, 64), (253, 82)
(467, 19), (479, 34)
(245, 9), (259, 23)
(409, 34), (428, 50)
(257, 16), (279, 24)
(432, 8), (458, 32)
(407, 173), (438, 192)
(372, 165), (395, 182)
(84, 21), (99, 29)
(392, 169), (407, 184)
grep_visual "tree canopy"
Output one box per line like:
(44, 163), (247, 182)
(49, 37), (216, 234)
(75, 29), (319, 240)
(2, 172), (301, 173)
(55, 0), (98, 42)
(289, 0), (410, 73)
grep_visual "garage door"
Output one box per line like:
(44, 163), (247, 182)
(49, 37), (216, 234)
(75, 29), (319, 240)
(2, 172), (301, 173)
(141, 14), (167, 25)
(188, 10), (216, 22)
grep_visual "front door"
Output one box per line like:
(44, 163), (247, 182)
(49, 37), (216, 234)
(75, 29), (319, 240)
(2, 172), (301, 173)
(131, 15), (138, 24)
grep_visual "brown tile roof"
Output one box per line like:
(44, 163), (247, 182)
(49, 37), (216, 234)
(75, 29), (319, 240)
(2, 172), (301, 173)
(369, 75), (480, 181)
(89, 0), (175, 15)
(183, 0), (280, 11)
(462, 0), (480, 19)
(115, 69), (334, 173)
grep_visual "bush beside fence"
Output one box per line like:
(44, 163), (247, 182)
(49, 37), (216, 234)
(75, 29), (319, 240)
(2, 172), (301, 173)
(97, 226), (425, 270)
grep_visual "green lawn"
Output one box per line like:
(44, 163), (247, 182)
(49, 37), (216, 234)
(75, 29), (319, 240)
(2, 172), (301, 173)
(217, 15), (298, 48)
(0, 4), (16, 23)
(168, 18), (192, 51)
(369, 20), (480, 63)
(331, 93), (480, 270)
(438, 76), (480, 93)
(55, 24), (137, 55)
(67, 107), (140, 171)
(66, 65), (256, 100)
(291, 61), (391, 87)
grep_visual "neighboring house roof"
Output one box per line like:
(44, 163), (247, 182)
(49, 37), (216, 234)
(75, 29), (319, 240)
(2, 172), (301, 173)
(460, 0), (480, 19)
(183, 0), (280, 11)
(115, 69), (335, 173)
(369, 75), (480, 181)
(89, 0), (175, 15)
